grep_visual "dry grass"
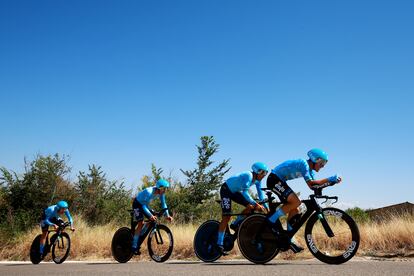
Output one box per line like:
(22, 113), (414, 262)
(1, 215), (413, 261)
(359, 215), (414, 257)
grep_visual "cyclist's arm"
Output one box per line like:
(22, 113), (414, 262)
(64, 209), (74, 226)
(301, 162), (330, 189)
(255, 181), (269, 209)
(306, 178), (331, 189)
(44, 217), (55, 226)
(139, 203), (152, 217)
(240, 173), (257, 206)
(241, 189), (257, 206)
(159, 194), (170, 217)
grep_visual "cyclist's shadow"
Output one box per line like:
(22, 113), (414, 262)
(200, 261), (326, 266)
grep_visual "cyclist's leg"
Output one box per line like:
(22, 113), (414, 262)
(284, 194), (303, 253)
(284, 193), (301, 231)
(39, 210), (48, 254)
(39, 227), (48, 255)
(267, 173), (296, 224)
(132, 200), (145, 252)
(267, 175), (303, 252)
(229, 191), (254, 228)
(218, 184), (232, 246)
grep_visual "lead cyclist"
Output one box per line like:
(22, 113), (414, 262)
(266, 148), (342, 253)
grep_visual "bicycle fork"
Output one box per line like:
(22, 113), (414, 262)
(153, 226), (164, 245)
(317, 212), (335, 238)
(52, 234), (65, 249)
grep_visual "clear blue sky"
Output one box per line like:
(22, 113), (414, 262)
(1, 1), (413, 209)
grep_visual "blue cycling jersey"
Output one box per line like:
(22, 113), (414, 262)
(136, 186), (169, 217)
(225, 171), (267, 207)
(272, 159), (315, 182)
(43, 205), (73, 226)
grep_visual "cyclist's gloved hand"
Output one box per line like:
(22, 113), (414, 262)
(328, 175), (340, 184)
(255, 203), (266, 213)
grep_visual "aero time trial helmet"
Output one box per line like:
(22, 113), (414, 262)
(252, 162), (269, 174)
(307, 148), (329, 165)
(57, 200), (69, 210)
(156, 179), (170, 189)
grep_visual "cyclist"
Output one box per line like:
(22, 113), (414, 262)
(267, 148), (341, 253)
(131, 179), (173, 255)
(217, 162), (269, 255)
(39, 200), (75, 256)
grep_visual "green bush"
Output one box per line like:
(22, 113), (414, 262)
(345, 207), (371, 223)
(0, 154), (75, 239)
(73, 165), (131, 225)
(0, 136), (234, 244)
(0, 155), (132, 243)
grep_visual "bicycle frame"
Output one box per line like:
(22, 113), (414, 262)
(266, 189), (339, 239)
(129, 209), (168, 247)
(43, 222), (70, 254)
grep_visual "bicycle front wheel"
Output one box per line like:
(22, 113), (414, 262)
(237, 214), (279, 264)
(305, 208), (360, 264)
(51, 232), (71, 264)
(147, 224), (174, 263)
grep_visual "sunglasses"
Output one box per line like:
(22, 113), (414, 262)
(318, 160), (328, 167)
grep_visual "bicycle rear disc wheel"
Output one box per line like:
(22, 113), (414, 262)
(305, 208), (360, 264)
(193, 220), (221, 262)
(51, 232), (71, 264)
(111, 227), (133, 263)
(237, 214), (279, 264)
(147, 224), (174, 263)
(30, 235), (42, 264)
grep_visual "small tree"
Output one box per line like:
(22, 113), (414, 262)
(178, 136), (230, 221)
(181, 136), (231, 204)
(139, 164), (164, 191)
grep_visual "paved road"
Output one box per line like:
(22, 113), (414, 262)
(1, 258), (413, 276)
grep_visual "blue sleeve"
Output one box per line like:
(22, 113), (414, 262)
(255, 181), (269, 209)
(160, 194), (170, 217)
(301, 161), (313, 181)
(44, 208), (54, 225)
(142, 204), (153, 217)
(44, 217), (54, 226)
(65, 210), (73, 226)
(241, 189), (256, 205)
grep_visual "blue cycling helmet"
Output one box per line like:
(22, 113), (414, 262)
(57, 200), (69, 210)
(156, 179), (170, 189)
(252, 162), (269, 174)
(307, 148), (329, 164)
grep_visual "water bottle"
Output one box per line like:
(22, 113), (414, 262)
(298, 203), (307, 214)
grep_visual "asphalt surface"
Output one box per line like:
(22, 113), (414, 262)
(1, 258), (413, 276)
